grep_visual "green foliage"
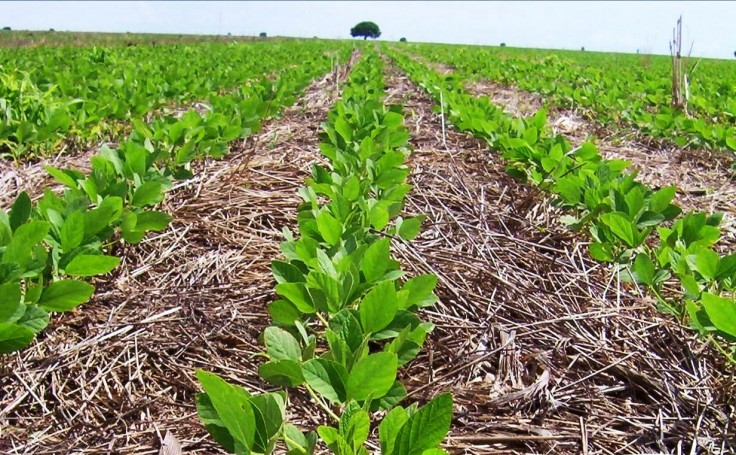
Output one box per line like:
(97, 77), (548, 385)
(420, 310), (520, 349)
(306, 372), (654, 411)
(0, 41), (350, 354)
(0, 41), (348, 159)
(401, 42), (736, 154)
(196, 49), (452, 454)
(386, 46), (736, 357)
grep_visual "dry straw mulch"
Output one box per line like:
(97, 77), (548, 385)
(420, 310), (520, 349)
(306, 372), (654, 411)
(384, 62), (735, 454)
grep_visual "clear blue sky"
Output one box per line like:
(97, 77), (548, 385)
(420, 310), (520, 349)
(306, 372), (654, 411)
(2, 1), (735, 59)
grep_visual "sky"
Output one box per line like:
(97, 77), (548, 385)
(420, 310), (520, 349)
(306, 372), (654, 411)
(2, 1), (735, 59)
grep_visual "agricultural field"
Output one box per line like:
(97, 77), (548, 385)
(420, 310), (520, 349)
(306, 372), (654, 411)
(0, 31), (735, 455)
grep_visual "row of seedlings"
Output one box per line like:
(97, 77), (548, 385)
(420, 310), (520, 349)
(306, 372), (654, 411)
(0, 49), (344, 353)
(195, 49), (455, 454)
(388, 49), (736, 360)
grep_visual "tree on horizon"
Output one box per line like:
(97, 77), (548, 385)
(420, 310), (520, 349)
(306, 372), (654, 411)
(350, 21), (381, 40)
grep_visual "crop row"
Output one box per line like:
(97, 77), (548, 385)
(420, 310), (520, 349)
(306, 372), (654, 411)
(195, 48), (454, 454)
(0, 41), (345, 159)
(404, 43), (736, 154)
(387, 48), (736, 361)
(0, 48), (345, 354)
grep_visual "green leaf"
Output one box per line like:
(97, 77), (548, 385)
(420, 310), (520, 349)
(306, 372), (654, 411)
(0, 212), (12, 247)
(249, 392), (286, 453)
(726, 136), (736, 151)
(370, 203), (390, 230)
(632, 253), (655, 287)
(2, 221), (50, 266)
(588, 242), (614, 262)
(335, 117), (352, 143)
(284, 424), (316, 454)
(398, 215), (426, 241)
(264, 326), (302, 361)
(0, 323), (36, 353)
(401, 274), (438, 309)
(38, 280), (95, 312)
(0, 282), (23, 323)
(196, 393), (236, 452)
(372, 380), (408, 411)
(132, 181), (164, 207)
(688, 247), (720, 282)
(272, 260), (306, 284)
(268, 299), (301, 326)
(301, 358), (348, 404)
(343, 175), (361, 202)
(45, 165), (79, 189)
(258, 359), (305, 387)
(134, 211), (172, 231)
(701, 293), (736, 337)
(383, 111), (404, 128)
(360, 280), (399, 334)
(316, 210), (342, 246)
(9, 192), (32, 232)
(379, 406), (409, 455)
(60, 211), (86, 251)
(340, 402), (370, 448)
(65, 254), (121, 276)
(275, 282), (315, 314)
(346, 352), (398, 401)
(17, 305), (49, 332)
(650, 186), (677, 213)
(361, 238), (391, 283)
(393, 393), (453, 455)
(600, 212), (638, 247)
(196, 370), (256, 450)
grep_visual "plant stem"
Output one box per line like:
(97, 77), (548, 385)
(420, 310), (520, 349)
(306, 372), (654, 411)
(711, 336), (736, 366)
(315, 312), (330, 328)
(304, 383), (340, 422)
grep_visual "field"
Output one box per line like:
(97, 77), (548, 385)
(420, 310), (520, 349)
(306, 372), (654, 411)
(0, 31), (735, 454)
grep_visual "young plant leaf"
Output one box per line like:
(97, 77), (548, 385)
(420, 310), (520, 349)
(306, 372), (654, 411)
(346, 352), (398, 401)
(196, 370), (256, 450)
(38, 280), (95, 312)
(360, 280), (398, 334)
(393, 393), (453, 455)
(65, 254), (121, 276)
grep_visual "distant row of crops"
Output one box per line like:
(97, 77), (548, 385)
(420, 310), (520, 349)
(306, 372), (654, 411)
(407, 43), (736, 154)
(0, 41), (343, 159)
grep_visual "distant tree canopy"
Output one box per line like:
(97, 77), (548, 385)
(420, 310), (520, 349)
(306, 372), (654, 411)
(2, 27), (10, 31)
(350, 21), (381, 40)
(259, 32), (267, 38)
(734, 50), (736, 58)
(400, 37), (407, 42)
(500, 42), (506, 47)
(581, 46), (585, 51)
